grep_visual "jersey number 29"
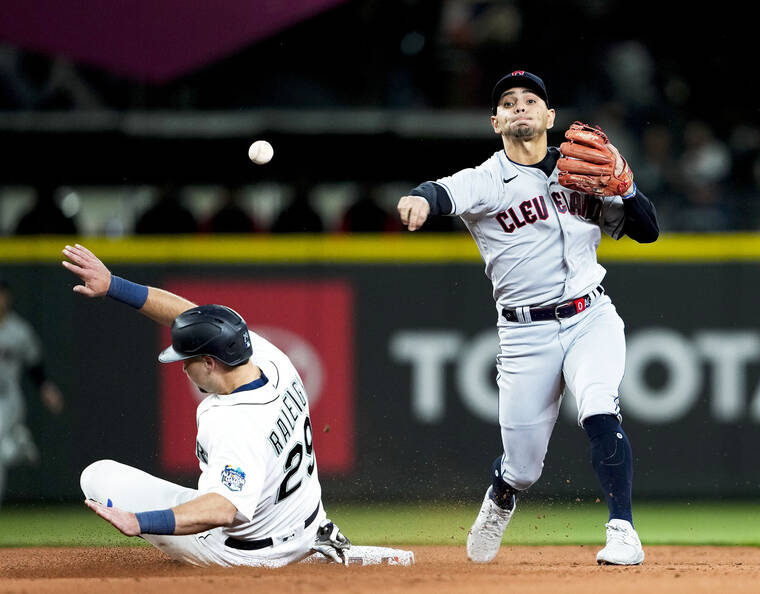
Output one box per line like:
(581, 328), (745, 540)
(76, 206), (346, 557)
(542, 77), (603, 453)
(276, 416), (315, 503)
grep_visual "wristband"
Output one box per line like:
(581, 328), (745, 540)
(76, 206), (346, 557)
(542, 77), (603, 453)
(135, 509), (176, 535)
(621, 182), (637, 200)
(107, 275), (149, 309)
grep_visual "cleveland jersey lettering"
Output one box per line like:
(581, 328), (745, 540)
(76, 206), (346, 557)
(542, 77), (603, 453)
(435, 151), (625, 308)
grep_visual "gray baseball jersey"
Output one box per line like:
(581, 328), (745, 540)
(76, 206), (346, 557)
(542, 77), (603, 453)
(0, 312), (41, 434)
(412, 146), (652, 491)
(435, 149), (626, 309)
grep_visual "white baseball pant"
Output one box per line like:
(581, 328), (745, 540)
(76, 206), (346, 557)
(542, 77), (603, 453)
(80, 459), (323, 567)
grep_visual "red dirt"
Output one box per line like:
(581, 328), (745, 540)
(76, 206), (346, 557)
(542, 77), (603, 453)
(1, 545), (759, 593)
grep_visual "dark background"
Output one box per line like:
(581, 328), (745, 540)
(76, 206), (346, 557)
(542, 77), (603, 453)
(1, 0), (758, 232)
(1, 1), (758, 506)
(5, 260), (760, 503)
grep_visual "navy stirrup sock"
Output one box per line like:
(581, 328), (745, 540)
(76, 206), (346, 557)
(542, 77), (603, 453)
(583, 414), (634, 525)
(489, 456), (517, 510)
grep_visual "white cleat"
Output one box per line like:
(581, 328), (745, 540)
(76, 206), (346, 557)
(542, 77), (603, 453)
(596, 519), (645, 565)
(466, 487), (515, 563)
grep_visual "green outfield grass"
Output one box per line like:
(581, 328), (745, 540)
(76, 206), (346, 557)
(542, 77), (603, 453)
(1, 501), (759, 548)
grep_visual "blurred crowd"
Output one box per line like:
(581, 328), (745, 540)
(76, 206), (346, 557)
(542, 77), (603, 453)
(3, 111), (758, 234)
(2, 180), (463, 236)
(0, 0), (756, 233)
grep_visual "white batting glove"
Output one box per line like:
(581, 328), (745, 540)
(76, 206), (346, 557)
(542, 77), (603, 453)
(312, 519), (351, 565)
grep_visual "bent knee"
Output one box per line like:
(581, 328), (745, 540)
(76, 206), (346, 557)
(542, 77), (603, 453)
(503, 464), (543, 491)
(80, 459), (120, 500)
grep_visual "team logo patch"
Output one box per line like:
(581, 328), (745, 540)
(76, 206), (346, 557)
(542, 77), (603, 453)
(221, 465), (246, 491)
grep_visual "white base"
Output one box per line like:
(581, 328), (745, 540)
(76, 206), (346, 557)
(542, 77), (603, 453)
(301, 545), (415, 566)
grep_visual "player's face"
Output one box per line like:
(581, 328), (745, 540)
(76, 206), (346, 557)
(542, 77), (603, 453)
(491, 88), (555, 139)
(182, 356), (215, 392)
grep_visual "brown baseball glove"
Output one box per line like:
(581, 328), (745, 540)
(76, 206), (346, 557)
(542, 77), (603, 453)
(557, 121), (634, 197)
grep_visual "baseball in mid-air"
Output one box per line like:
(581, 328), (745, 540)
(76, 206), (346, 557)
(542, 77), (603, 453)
(248, 140), (274, 165)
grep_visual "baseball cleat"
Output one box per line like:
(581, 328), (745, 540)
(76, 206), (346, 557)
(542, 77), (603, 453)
(596, 519), (644, 565)
(466, 486), (515, 563)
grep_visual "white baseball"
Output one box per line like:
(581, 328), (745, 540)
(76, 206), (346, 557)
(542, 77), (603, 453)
(248, 140), (274, 165)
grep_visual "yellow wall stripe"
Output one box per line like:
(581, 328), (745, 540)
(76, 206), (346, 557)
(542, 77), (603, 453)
(2, 233), (760, 263)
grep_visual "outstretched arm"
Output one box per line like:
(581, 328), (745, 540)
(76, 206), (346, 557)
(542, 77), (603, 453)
(139, 287), (197, 326)
(85, 492), (237, 537)
(397, 181), (453, 231)
(62, 244), (196, 326)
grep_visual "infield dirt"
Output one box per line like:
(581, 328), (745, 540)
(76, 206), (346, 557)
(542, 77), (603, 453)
(1, 545), (759, 593)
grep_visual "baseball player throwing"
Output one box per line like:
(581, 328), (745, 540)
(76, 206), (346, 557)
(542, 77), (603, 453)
(61, 244), (412, 567)
(397, 71), (658, 565)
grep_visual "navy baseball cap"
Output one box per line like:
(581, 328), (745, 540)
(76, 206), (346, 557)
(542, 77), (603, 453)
(491, 70), (549, 114)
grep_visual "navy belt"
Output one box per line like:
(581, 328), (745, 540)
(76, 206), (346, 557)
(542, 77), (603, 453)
(224, 502), (321, 551)
(502, 286), (605, 323)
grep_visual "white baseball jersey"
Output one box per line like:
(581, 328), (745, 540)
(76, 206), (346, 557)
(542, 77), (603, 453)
(0, 311), (41, 434)
(435, 149), (626, 308)
(195, 330), (321, 542)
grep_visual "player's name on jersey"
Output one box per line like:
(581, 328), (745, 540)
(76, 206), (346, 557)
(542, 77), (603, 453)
(267, 378), (309, 456)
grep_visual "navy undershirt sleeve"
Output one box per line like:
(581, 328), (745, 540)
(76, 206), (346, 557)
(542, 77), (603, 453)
(622, 189), (659, 243)
(409, 181), (453, 216)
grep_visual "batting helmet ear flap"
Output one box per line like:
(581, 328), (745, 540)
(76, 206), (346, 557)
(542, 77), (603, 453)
(158, 305), (253, 366)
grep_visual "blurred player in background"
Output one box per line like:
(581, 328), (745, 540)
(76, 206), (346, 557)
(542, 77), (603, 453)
(0, 276), (64, 508)
(61, 244), (413, 567)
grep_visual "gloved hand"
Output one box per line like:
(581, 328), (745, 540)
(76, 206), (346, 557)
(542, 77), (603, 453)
(312, 519), (351, 565)
(557, 121), (635, 197)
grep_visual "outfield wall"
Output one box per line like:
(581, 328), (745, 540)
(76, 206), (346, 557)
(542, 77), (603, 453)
(2, 234), (760, 502)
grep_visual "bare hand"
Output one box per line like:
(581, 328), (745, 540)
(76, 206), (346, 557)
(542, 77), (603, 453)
(397, 196), (430, 231)
(85, 499), (141, 536)
(40, 381), (64, 414)
(62, 244), (112, 298)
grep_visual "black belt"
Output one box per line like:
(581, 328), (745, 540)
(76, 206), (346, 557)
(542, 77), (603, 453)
(224, 502), (321, 551)
(502, 286), (605, 323)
